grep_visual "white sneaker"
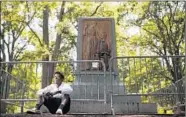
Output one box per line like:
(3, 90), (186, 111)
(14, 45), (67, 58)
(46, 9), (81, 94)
(56, 108), (63, 115)
(27, 108), (40, 114)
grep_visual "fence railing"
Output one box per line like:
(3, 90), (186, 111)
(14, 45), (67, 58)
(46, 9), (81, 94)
(0, 60), (106, 113)
(109, 55), (185, 115)
(1, 56), (185, 114)
(0, 70), (27, 113)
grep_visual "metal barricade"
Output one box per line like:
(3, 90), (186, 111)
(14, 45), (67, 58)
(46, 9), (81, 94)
(109, 56), (185, 115)
(0, 60), (106, 113)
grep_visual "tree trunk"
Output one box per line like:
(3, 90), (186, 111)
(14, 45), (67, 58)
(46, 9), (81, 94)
(47, 2), (66, 83)
(0, 1), (1, 61)
(42, 5), (50, 88)
(0, 2), (7, 113)
(0, 1), (2, 95)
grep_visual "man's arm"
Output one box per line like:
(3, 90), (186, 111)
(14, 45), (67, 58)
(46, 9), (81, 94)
(37, 85), (52, 96)
(52, 90), (62, 95)
(60, 84), (73, 95)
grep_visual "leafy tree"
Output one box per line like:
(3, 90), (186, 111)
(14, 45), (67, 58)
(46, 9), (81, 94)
(132, 2), (185, 82)
(117, 1), (185, 106)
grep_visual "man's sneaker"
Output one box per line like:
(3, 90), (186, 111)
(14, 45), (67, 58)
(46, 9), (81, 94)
(35, 103), (41, 110)
(56, 108), (63, 115)
(26, 107), (40, 114)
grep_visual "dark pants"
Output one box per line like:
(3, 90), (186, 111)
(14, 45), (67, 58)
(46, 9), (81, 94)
(43, 94), (71, 114)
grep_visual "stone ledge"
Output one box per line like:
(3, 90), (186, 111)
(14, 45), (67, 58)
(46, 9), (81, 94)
(1, 113), (177, 117)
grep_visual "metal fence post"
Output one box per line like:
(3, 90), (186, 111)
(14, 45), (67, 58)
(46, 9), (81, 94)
(184, 1), (186, 117)
(21, 83), (25, 113)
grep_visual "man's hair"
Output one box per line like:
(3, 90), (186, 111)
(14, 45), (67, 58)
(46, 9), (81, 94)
(55, 71), (64, 80)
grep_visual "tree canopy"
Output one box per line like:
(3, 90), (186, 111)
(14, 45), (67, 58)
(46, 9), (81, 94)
(0, 1), (185, 113)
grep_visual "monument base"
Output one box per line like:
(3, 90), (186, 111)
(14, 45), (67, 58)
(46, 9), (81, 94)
(69, 99), (157, 114)
(70, 71), (157, 114)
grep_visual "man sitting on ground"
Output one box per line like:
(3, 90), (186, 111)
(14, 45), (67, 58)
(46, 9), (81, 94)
(32, 71), (73, 115)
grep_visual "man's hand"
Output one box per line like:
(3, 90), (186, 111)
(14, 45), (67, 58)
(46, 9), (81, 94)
(43, 91), (62, 99)
(54, 91), (62, 95)
(46, 92), (53, 96)
(43, 92), (53, 99)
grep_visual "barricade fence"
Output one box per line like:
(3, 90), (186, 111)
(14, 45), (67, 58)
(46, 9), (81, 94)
(109, 56), (185, 114)
(0, 60), (106, 113)
(1, 56), (185, 114)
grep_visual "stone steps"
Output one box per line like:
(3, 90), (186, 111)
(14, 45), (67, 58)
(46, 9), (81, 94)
(71, 84), (126, 99)
(69, 100), (157, 114)
(70, 72), (157, 114)
(69, 100), (108, 114)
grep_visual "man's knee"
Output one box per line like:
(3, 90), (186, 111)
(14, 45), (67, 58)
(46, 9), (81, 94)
(62, 94), (70, 101)
(64, 94), (70, 98)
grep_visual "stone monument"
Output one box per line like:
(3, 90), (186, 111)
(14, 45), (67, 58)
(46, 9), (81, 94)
(70, 18), (157, 114)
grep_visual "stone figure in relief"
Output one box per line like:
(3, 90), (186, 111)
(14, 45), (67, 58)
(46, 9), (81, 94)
(82, 21), (100, 70)
(95, 31), (111, 70)
(82, 20), (111, 71)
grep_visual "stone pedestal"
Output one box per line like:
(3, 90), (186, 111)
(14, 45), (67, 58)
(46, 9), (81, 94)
(70, 72), (157, 114)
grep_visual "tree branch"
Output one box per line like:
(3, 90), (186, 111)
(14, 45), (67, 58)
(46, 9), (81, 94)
(58, 1), (66, 21)
(14, 44), (27, 60)
(167, 2), (175, 39)
(12, 10), (42, 47)
(157, 71), (173, 81)
(72, 3), (103, 30)
(148, 4), (174, 55)
(90, 2), (103, 16)
(142, 27), (161, 39)
(27, 24), (42, 46)
(14, 35), (33, 60)
(163, 56), (175, 81)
